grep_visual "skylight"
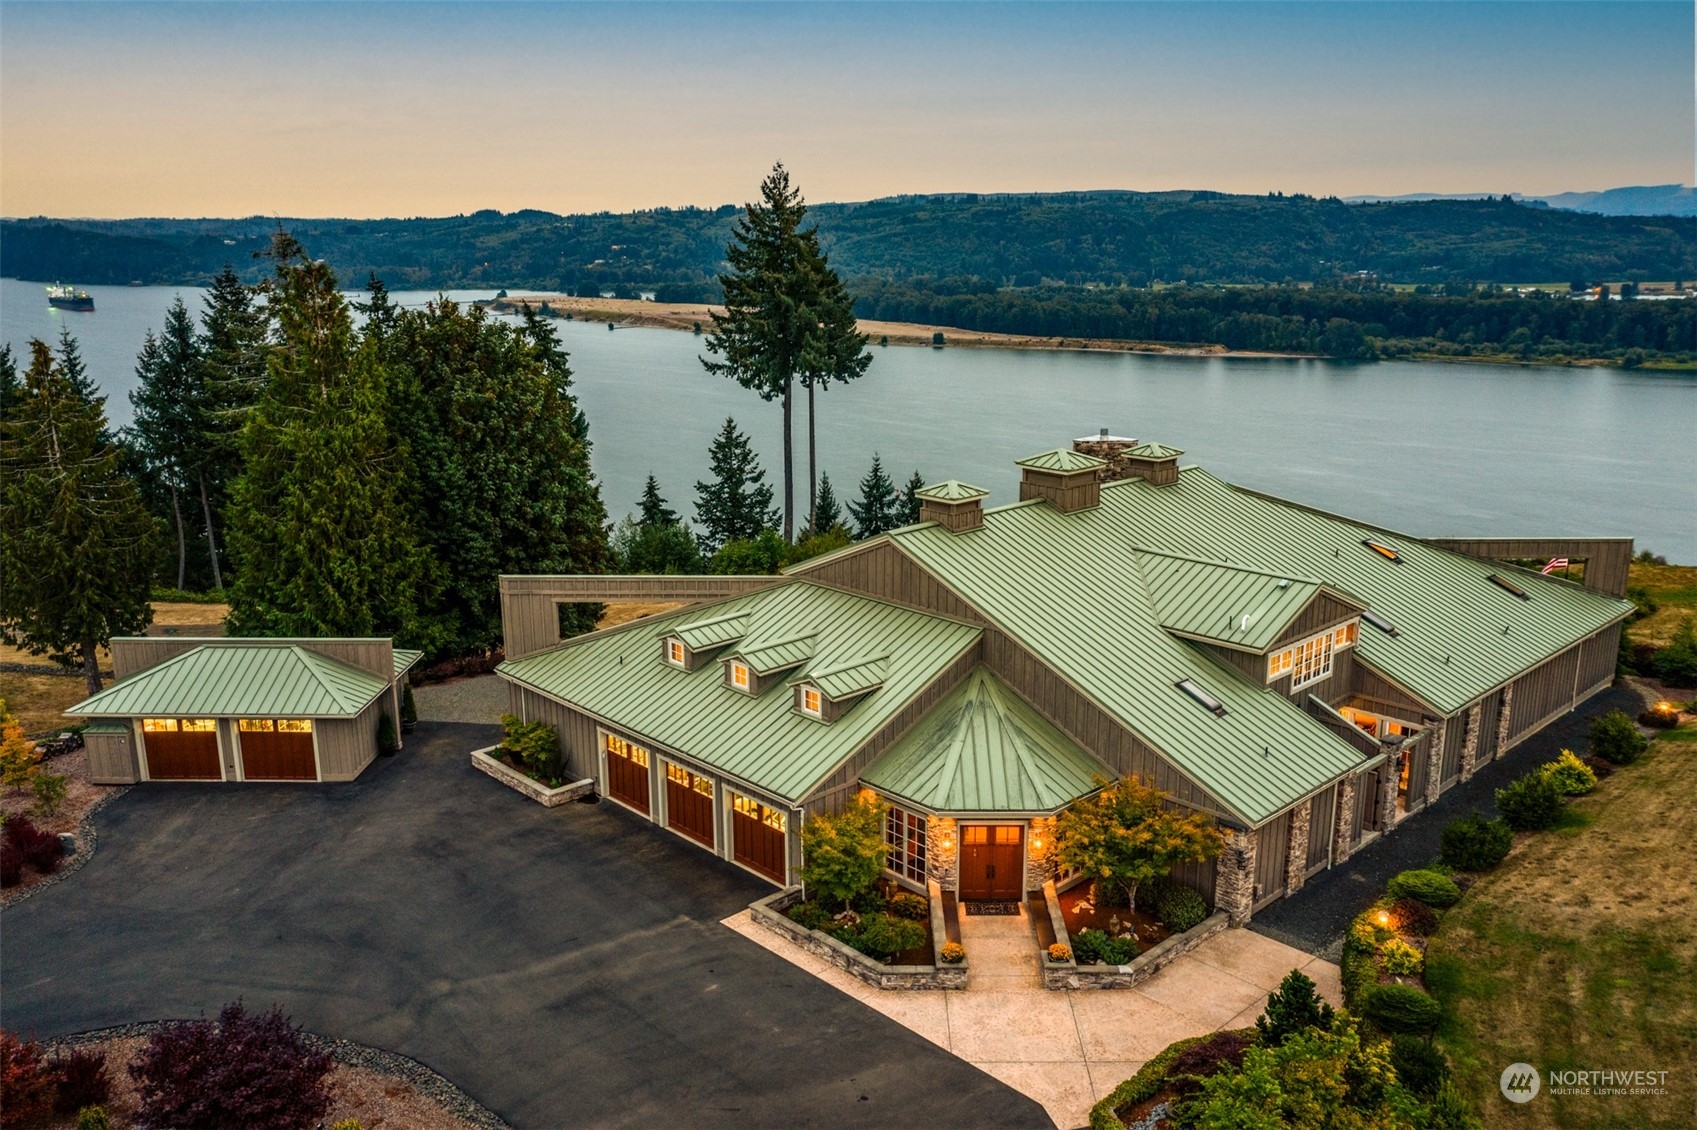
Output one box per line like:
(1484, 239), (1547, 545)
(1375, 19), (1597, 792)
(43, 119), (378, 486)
(1362, 539), (1403, 563)
(1486, 574), (1532, 601)
(1175, 679), (1227, 717)
(1361, 610), (1400, 637)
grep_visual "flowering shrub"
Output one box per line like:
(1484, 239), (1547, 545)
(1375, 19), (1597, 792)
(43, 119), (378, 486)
(940, 942), (966, 964)
(129, 1001), (334, 1130)
(1047, 943), (1072, 962)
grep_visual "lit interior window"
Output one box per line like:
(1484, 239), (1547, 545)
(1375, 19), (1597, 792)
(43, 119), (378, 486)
(666, 638), (686, 666)
(142, 718), (178, 733)
(801, 686), (822, 717)
(730, 662), (750, 690)
(1362, 539), (1403, 563)
(1175, 678), (1227, 717)
(276, 718), (312, 733)
(1362, 610), (1399, 636)
(1267, 649), (1294, 680)
(1487, 573), (1532, 601)
(1332, 621), (1359, 648)
(607, 733), (650, 767)
(239, 719), (274, 732)
(178, 718), (217, 732)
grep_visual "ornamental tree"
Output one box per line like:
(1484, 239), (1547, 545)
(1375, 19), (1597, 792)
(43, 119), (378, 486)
(801, 791), (889, 910)
(1054, 775), (1223, 911)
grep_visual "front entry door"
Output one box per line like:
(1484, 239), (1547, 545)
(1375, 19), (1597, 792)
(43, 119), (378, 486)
(959, 824), (1023, 900)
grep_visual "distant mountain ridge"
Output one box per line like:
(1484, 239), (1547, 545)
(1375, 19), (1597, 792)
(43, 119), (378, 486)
(3, 189), (1692, 292)
(1345, 184), (1694, 217)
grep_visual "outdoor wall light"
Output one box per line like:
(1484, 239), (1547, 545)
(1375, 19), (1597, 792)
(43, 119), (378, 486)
(1375, 910), (1392, 928)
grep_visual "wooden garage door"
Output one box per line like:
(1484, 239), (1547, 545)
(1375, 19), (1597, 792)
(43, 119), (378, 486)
(239, 719), (318, 781)
(141, 718), (221, 780)
(604, 733), (651, 814)
(665, 761), (715, 848)
(731, 793), (786, 882)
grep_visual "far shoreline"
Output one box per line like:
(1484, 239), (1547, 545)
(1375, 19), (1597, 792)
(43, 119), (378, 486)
(488, 294), (1670, 370)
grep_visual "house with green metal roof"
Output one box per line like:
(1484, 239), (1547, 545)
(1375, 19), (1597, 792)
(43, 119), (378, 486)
(496, 437), (1632, 922)
(69, 637), (420, 785)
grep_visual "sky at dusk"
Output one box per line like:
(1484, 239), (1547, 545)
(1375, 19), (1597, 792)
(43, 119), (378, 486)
(2, 1), (1691, 219)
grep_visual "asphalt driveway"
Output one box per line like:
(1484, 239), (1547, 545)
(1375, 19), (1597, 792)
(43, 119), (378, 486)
(1, 722), (1051, 1130)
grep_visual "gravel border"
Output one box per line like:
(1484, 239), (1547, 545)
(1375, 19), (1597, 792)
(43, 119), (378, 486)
(45, 1022), (510, 1130)
(0, 784), (130, 911)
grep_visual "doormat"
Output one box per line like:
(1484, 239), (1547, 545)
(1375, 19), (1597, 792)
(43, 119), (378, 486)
(964, 901), (1020, 916)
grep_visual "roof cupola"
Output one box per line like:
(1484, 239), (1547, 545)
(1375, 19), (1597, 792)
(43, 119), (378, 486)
(915, 480), (990, 532)
(1015, 448), (1105, 512)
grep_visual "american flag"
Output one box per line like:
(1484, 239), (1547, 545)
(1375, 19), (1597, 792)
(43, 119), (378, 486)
(1541, 557), (1570, 575)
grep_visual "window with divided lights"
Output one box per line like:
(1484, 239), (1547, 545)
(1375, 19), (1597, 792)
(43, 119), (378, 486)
(733, 793), (786, 831)
(799, 686), (823, 718)
(884, 804), (928, 883)
(665, 638), (686, 667)
(729, 661), (751, 691)
(1268, 621), (1356, 686)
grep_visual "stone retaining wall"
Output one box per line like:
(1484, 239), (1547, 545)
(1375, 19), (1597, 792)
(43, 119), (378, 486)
(748, 887), (969, 991)
(470, 746), (594, 807)
(1039, 880), (1230, 990)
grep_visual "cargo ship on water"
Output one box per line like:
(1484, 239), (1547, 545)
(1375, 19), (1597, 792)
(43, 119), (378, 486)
(46, 283), (95, 311)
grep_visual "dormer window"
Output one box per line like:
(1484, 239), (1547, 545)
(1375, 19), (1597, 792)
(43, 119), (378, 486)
(665, 638), (687, 668)
(730, 661), (751, 691)
(799, 685), (823, 719)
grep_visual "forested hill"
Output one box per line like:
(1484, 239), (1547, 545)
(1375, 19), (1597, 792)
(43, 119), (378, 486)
(4, 191), (1692, 292)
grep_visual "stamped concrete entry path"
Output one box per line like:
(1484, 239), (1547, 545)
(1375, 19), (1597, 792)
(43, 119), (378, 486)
(2, 722), (1048, 1130)
(725, 903), (1342, 1130)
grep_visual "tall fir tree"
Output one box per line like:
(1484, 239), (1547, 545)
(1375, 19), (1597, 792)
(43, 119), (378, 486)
(809, 470), (843, 535)
(703, 163), (871, 541)
(847, 453), (900, 539)
(0, 344), (18, 420)
(129, 312), (204, 590)
(1, 340), (161, 695)
(225, 235), (428, 643)
(900, 470), (926, 527)
(694, 417), (778, 554)
(384, 295), (610, 652)
(798, 243), (872, 531)
(637, 474), (678, 528)
(54, 326), (99, 403)
(196, 263), (270, 590)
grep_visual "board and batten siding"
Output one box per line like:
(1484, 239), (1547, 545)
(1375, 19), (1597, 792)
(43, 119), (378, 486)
(315, 694), (386, 780)
(1267, 593), (1364, 651)
(498, 575), (787, 661)
(1252, 815), (1290, 910)
(790, 540), (988, 624)
(1306, 785), (1337, 874)
(982, 629), (1234, 820)
(1423, 538), (1632, 598)
(509, 682), (602, 783)
(1350, 661), (1440, 721)
(1440, 713), (1466, 784)
(85, 724), (140, 784)
(111, 637), (394, 681)
(1170, 856), (1217, 909)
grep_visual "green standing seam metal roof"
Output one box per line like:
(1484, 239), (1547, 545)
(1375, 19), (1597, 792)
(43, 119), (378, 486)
(82, 721), (132, 735)
(68, 645), (392, 719)
(669, 611), (750, 651)
(1127, 443), (1184, 459)
(393, 648), (424, 678)
(888, 503), (1367, 825)
(1138, 551), (1362, 652)
(1100, 470), (1635, 715)
(1015, 448), (1107, 474)
(497, 582), (982, 803)
(734, 631), (819, 676)
(915, 480), (991, 503)
(795, 655), (890, 701)
(863, 668), (1111, 814)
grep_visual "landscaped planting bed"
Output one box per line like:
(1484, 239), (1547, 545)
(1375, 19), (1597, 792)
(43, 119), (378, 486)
(1041, 875), (1222, 990)
(750, 882), (968, 990)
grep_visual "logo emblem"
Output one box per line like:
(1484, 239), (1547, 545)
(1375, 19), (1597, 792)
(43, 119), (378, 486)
(1500, 1062), (1541, 1103)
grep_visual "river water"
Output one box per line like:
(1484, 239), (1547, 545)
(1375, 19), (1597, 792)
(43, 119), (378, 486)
(4, 277), (1694, 560)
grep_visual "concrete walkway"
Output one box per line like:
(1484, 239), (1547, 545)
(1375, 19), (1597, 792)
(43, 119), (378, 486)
(725, 904), (1341, 1130)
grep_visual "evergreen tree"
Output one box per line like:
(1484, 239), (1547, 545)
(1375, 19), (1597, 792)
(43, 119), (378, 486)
(384, 295), (610, 653)
(196, 263), (269, 590)
(809, 470), (843, 535)
(225, 235), (428, 643)
(847, 453), (900, 539)
(129, 306), (206, 591)
(1, 340), (161, 695)
(703, 163), (871, 541)
(357, 272), (400, 344)
(694, 417), (777, 554)
(610, 515), (702, 575)
(0, 344), (18, 421)
(55, 325), (99, 403)
(798, 243), (872, 531)
(899, 470), (925, 526)
(637, 474), (677, 528)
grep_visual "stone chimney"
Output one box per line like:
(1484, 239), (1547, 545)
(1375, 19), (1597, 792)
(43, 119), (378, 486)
(1015, 448), (1107, 513)
(1073, 430), (1140, 481)
(915, 480), (990, 533)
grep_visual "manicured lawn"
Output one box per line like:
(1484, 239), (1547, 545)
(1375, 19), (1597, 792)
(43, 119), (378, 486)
(1426, 723), (1697, 1128)
(1627, 562), (1697, 650)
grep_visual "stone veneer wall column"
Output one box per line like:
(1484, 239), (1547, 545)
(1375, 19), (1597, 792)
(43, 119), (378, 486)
(1215, 829), (1257, 927)
(1284, 801), (1312, 894)
(1495, 685), (1515, 757)
(1332, 775), (1358, 864)
(1378, 752), (1400, 829)
(926, 815), (958, 892)
(1024, 816), (1059, 894)
(1458, 702), (1483, 781)
(1423, 725), (1445, 806)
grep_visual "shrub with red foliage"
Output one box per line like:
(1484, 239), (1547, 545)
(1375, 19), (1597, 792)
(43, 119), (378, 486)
(1165, 1028), (1257, 1099)
(1390, 897), (1439, 937)
(411, 650), (505, 686)
(1, 1030), (55, 1128)
(0, 842), (21, 887)
(2, 816), (63, 875)
(129, 1000), (334, 1130)
(50, 1046), (110, 1115)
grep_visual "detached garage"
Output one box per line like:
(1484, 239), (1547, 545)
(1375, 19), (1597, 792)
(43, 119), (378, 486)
(70, 637), (421, 785)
